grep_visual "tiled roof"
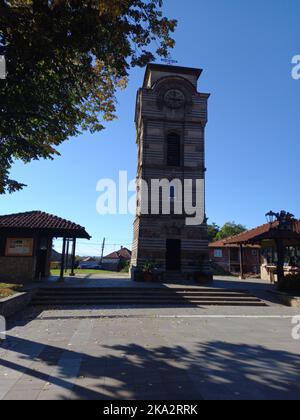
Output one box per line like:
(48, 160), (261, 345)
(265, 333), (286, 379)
(103, 251), (120, 260)
(211, 220), (300, 246)
(104, 248), (132, 260)
(224, 223), (275, 245)
(209, 239), (259, 248)
(118, 247), (132, 260)
(0, 211), (91, 239)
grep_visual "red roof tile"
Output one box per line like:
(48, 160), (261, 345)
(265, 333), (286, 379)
(103, 251), (120, 260)
(212, 220), (300, 246)
(118, 247), (132, 260)
(103, 247), (132, 260)
(209, 239), (259, 248)
(0, 211), (91, 239)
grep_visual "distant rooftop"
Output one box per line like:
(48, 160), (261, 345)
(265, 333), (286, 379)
(103, 247), (132, 260)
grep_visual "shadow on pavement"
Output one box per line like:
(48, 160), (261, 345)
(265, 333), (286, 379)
(1, 333), (300, 400)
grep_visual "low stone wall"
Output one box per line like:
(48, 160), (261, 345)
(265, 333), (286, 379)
(0, 290), (36, 318)
(279, 294), (300, 308)
(0, 256), (36, 283)
(271, 291), (300, 308)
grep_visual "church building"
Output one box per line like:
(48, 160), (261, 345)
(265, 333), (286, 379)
(131, 63), (211, 281)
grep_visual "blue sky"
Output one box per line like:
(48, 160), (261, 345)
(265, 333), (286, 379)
(1, 0), (300, 256)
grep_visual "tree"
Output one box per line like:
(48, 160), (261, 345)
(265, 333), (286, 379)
(215, 222), (247, 241)
(207, 223), (220, 242)
(0, 0), (176, 193)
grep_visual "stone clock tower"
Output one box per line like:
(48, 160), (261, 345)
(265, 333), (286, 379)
(131, 64), (211, 281)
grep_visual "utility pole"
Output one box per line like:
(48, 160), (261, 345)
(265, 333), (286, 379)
(100, 238), (106, 265)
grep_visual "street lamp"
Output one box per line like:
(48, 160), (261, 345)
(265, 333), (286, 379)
(265, 210), (295, 289)
(266, 211), (278, 227)
(266, 210), (295, 228)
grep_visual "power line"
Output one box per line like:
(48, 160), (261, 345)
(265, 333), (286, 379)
(54, 240), (132, 246)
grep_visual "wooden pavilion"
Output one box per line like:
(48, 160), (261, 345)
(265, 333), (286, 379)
(0, 211), (91, 283)
(224, 217), (300, 282)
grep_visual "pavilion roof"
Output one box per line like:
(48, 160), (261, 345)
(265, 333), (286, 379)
(209, 239), (259, 248)
(0, 211), (91, 239)
(223, 220), (300, 245)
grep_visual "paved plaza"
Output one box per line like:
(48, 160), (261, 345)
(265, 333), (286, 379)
(1, 278), (300, 401)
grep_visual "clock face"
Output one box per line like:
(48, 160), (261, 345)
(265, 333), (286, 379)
(164, 89), (185, 109)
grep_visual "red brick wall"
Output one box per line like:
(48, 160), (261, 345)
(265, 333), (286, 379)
(209, 247), (260, 274)
(209, 247), (231, 272)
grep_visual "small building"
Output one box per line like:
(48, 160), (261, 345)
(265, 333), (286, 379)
(210, 219), (300, 282)
(102, 247), (132, 272)
(224, 220), (300, 282)
(0, 211), (90, 283)
(209, 240), (261, 275)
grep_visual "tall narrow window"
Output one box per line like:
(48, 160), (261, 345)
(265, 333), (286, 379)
(167, 133), (181, 166)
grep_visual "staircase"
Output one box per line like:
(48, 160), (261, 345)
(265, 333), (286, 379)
(31, 287), (267, 307)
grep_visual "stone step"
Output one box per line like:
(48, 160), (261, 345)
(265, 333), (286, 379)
(35, 287), (251, 294)
(32, 291), (260, 298)
(34, 296), (259, 303)
(31, 287), (267, 307)
(31, 300), (267, 307)
(32, 289), (256, 296)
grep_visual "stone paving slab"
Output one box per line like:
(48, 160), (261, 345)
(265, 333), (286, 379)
(0, 303), (300, 400)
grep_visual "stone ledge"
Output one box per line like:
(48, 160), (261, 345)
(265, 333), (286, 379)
(271, 291), (300, 308)
(0, 290), (36, 318)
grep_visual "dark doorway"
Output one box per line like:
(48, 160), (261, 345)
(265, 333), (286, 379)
(35, 237), (49, 279)
(230, 248), (240, 262)
(166, 239), (181, 271)
(36, 250), (47, 278)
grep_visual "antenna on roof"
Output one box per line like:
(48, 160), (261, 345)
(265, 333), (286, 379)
(161, 52), (178, 65)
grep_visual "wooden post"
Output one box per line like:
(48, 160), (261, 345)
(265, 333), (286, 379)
(257, 249), (261, 275)
(239, 244), (245, 280)
(70, 238), (76, 277)
(65, 239), (70, 273)
(275, 239), (285, 289)
(60, 238), (67, 281)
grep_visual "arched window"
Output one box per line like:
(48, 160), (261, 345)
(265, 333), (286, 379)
(167, 133), (181, 167)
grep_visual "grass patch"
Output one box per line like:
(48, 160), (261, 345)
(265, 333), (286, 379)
(50, 269), (118, 276)
(0, 283), (23, 299)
